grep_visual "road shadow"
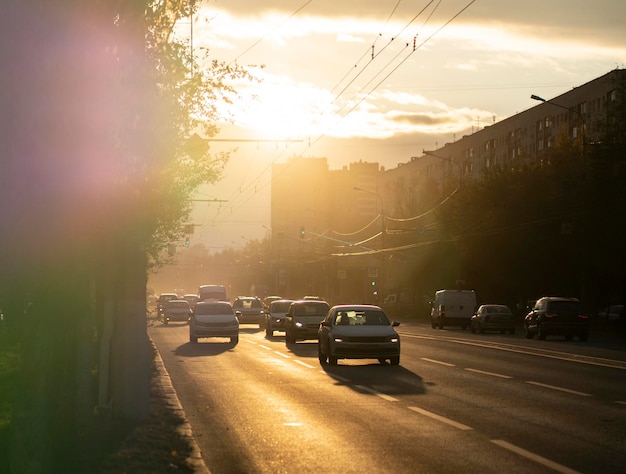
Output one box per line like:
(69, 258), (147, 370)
(284, 340), (318, 358)
(321, 363), (427, 396)
(173, 340), (237, 357)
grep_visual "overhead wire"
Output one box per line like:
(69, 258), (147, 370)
(202, 1), (478, 238)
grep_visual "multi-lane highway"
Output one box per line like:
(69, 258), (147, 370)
(149, 321), (626, 473)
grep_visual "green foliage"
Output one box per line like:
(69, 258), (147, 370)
(141, 2), (258, 268)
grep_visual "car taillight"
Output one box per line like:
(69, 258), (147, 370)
(577, 314), (589, 319)
(441, 305), (445, 317)
(545, 312), (558, 318)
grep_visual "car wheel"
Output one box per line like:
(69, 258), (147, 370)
(318, 344), (327, 364)
(378, 358), (386, 364)
(164, 319), (169, 325)
(390, 356), (400, 365)
(230, 335), (239, 344)
(286, 330), (296, 344)
(190, 333), (197, 343)
(328, 355), (338, 365)
(438, 318), (444, 330)
(537, 323), (546, 340)
(265, 323), (272, 337)
(523, 323), (533, 339)
(431, 319), (436, 329)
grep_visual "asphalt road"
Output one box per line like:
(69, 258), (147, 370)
(149, 322), (626, 474)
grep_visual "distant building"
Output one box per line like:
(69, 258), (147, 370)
(381, 69), (625, 211)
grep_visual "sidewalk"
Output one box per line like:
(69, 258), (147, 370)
(151, 341), (211, 473)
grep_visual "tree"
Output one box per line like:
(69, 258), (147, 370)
(0, 1), (253, 471)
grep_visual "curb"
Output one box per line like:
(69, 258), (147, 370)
(151, 341), (211, 473)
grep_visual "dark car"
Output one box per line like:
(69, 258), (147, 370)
(524, 297), (589, 341)
(285, 299), (330, 343)
(265, 299), (294, 336)
(157, 292), (178, 320)
(470, 304), (516, 334)
(318, 305), (400, 366)
(233, 296), (265, 327)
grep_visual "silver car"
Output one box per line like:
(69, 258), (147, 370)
(318, 305), (400, 366)
(470, 304), (516, 334)
(189, 301), (239, 344)
(163, 299), (192, 324)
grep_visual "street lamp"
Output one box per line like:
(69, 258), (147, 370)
(530, 94), (586, 166)
(353, 186), (386, 302)
(417, 150), (463, 188)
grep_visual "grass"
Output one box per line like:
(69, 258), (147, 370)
(0, 321), (198, 473)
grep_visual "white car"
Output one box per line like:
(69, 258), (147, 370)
(189, 301), (239, 344)
(318, 305), (400, 366)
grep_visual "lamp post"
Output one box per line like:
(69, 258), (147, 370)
(418, 150), (463, 188)
(353, 186), (386, 302)
(530, 94), (586, 167)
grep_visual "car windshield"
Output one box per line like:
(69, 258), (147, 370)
(195, 303), (234, 315)
(271, 301), (293, 312)
(167, 301), (189, 309)
(486, 306), (512, 314)
(548, 301), (583, 313)
(234, 299), (262, 309)
(334, 310), (390, 326)
(296, 302), (330, 315)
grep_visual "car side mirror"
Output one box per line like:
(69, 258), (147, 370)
(321, 320), (330, 327)
(392, 320), (400, 327)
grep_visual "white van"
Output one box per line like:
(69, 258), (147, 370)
(430, 289), (476, 330)
(198, 284), (228, 302)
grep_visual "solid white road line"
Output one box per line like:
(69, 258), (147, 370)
(408, 406), (474, 431)
(491, 439), (582, 474)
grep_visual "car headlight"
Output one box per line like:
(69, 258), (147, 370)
(333, 337), (343, 343)
(295, 321), (303, 328)
(389, 336), (399, 343)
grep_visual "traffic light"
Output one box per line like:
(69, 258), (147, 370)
(185, 237), (190, 248)
(300, 226), (305, 238)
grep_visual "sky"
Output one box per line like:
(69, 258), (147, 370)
(179, 0), (626, 253)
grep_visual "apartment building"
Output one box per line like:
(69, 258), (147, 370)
(381, 69), (625, 210)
